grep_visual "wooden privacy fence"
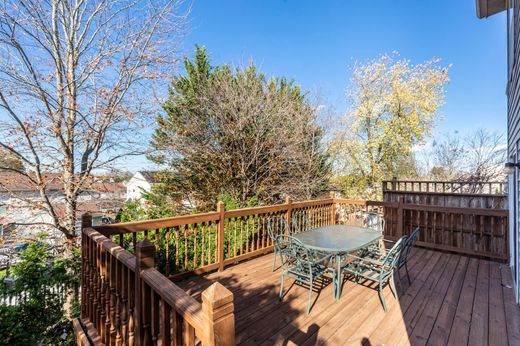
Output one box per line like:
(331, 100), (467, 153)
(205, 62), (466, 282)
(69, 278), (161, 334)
(383, 179), (508, 195)
(334, 198), (509, 261)
(80, 216), (235, 346)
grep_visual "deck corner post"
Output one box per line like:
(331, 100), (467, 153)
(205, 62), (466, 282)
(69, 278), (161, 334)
(81, 212), (92, 231)
(217, 201), (225, 272)
(330, 192), (336, 225)
(134, 240), (155, 346)
(285, 196), (293, 232)
(202, 282), (235, 346)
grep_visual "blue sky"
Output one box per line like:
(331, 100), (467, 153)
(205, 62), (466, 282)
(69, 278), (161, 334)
(180, 0), (507, 138)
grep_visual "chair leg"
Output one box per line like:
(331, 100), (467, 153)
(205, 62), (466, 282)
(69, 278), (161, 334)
(279, 273), (284, 301)
(389, 276), (397, 299)
(405, 262), (411, 285)
(307, 279), (313, 314)
(272, 248), (277, 272)
(378, 286), (387, 312)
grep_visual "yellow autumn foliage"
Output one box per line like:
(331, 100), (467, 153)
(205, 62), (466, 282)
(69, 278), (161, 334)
(332, 53), (450, 199)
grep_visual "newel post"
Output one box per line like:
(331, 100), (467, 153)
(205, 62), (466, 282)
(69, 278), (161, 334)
(202, 282), (235, 346)
(80, 213), (92, 319)
(217, 201), (225, 272)
(285, 196), (292, 233)
(330, 192), (336, 225)
(134, 240), (155, 346)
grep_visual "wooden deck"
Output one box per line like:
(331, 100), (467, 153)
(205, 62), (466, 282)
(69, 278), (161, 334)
(177, 247), (520, 346)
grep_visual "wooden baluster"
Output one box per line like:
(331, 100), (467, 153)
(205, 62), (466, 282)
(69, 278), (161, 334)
(160, 299), (171, 346)
(255, 215), (260, 250)
(217, 201), (225, 271)
(234, 218), (238, 256)
(183, 321), (196, 346)
(165, 230), (171, 276)
(228, 220), (233, 259)
(128, 269), (135, 346)
(261, 215), (266, 249)
(214, 221), (219, 264)
(245, 217), (250, 254)
(184, 225), (189, 271)
(201, 282), (235, 346)
(96, 242), (104, 340)
(172, 309), (183, 346)
(193, 224), (198, 269)
(151, 291), (160, 346)
(114, 253), (122, 345)
(121, 265), (128, 346)
(175, 227), (180, 271)
(108, 251), (116, 346)
(201, 223), (206, 266)
(240, 216), (244, 256)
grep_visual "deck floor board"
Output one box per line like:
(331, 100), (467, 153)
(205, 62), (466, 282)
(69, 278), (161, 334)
(176, 248), (520, 345)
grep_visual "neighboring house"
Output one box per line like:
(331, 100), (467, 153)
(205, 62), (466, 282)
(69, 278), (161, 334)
(477, 0), (520, 303)
(126, 171), (159, 201)
(0, 171), (126, 240)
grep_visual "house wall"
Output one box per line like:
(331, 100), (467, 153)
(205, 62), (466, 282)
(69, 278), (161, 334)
(126, 172), (153, 201)
(507, 1), (520, 303)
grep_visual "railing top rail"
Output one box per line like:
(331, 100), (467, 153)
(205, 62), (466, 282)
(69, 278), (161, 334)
(94, 211), (220, 235)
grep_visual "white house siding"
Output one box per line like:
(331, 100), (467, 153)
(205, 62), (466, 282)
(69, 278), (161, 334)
(126, 172), (153, 201)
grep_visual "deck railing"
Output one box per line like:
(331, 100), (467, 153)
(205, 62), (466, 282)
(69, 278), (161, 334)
(81, 216), (235, 346)
(78, 194), (509, 344)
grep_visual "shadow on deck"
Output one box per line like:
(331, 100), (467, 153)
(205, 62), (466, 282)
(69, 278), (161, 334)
(176, 247), (520, 346)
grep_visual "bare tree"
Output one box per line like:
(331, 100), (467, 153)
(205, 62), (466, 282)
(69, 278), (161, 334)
(0, 0), (188, 241)
(429, 129), (506, 189)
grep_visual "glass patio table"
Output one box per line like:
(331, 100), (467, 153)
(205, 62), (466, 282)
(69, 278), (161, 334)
(293, 224), (382, 300)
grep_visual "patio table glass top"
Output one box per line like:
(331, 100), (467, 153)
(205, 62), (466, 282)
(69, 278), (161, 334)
(292, 224), (382, 253)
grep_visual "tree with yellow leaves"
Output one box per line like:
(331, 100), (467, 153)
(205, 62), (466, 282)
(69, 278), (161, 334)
(331, 54), (450, 199)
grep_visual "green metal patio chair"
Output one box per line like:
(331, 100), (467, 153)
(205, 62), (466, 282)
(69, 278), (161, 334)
(276, 234), (334, 314)
(342, 235), (407, 312)
(267, 216), (289, 271)
(354, 210), (385, 232)
(371, 227), (420, 284)
(292, 211), (310, 234)
(397, 227), (420, 284)
(354, 210), (385, 255)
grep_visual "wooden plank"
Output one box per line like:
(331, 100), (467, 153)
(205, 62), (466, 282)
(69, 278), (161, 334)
(468, 259), (490, 346)
(344, 250), (442, 345)
(500, 264), (520, 345)
(383, 253), (452, 345)
(426, 256), (469, 346)
(446, 258), (479, 345)
(488, 261), (508, 346)
(407, 254), (460, 345)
